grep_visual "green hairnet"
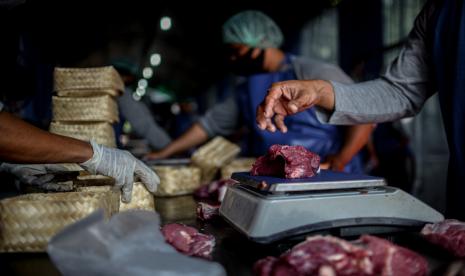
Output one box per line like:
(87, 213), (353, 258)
(222, 10), (284, 49)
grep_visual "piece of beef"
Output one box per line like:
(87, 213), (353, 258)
(253, 257), (279, 276)
(253, 257), (298, 276)
(194, 179), (237, 202)
(254, 235), (373, 276)
(254, 235), (428, 276)
(161, 223), (215, 259)
(358, 235), (428, 276)
(197, 202), (220, 221)
(251, 145), (320, 179)
(421, 219), (465, 257)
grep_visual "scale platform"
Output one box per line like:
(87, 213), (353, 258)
(219, 170), (444, 243)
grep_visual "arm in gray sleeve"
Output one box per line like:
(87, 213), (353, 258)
(317, 1), (436, 125)
(118, 91), (171, 150)
(0, 101), (3, 112)
(198, 95), (239, 137)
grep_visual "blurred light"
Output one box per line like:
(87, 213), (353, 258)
(160, 16), (172, 31)
(142, 67), (153, 79)
(171, 103), (181, 115)
(132, 92), (142, 101)
(138, 79), (148, 89)
(401, 117), (414, 125)
(319, 47), (331, 59)
(136, 87), (146, 96)
(149, 89), (172, 103)
(122, 121), (132, 134)
(150, 53), (162, 66)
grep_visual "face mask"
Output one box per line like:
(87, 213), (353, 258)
(228, 48), (266, 76)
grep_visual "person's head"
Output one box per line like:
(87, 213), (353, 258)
(222, 10), (285, 75)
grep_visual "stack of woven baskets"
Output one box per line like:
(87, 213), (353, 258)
(49, 66), (124, 148)
(0, 66), (160, 253)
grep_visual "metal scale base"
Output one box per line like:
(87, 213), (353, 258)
(220, 171), (444, 243)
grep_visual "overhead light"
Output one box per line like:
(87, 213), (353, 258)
(160, 16), (172, 31)
(132, 92), (142, 101)
(142, 67), (153, 79)
(171, 103), (180, 115)
(138, 79), (148, 88)
(150, 53), (162, 66)
(136, 87), (146, 96)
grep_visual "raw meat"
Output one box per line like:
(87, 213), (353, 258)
(421, 219), (465, 257)
(254, 235), (373, 276)
(161, 223), (215, 259)
(359, 235), (428, 276)
(254, 235), (429, 276)
(197, 202), (220, 221)
(253, 257), (297, 276)
(251, 145), (320, 179)
(194, 179), (237, 203)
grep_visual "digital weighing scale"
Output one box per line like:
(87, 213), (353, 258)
(219, 170), (444, 243)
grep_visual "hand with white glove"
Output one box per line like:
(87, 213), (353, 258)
(80, 140), (159, 203)
(0, 163), (71, 186)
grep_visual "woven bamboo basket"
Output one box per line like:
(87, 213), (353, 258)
(191, 137), (240, 182)
(0, 190), (118, 252)
(153, 166), (202, 197)
(220, 158), (256, 179)
(52, 95), (119, 123)
(75, 186), (120, 215)
(75, 175), (153, 211)
(49, 121), (116, 148)
(54, 66), (124, 94)
(119, 182), (155, 211)
(56, 89), (121, 98)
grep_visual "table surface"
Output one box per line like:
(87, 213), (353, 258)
(0, 194), (461, 276)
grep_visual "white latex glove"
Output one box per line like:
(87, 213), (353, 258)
(0, 163), (71, 185)
(80, 140), (159, 203)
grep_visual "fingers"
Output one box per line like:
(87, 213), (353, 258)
(274, 114), (287, 133)
(263, 87), (283, 118)
(134, 160), (159, 193)
(320, 162), (330, 170)
(265, 118), (276, 132)
(121, 173), (134, 203)
(256, 105), (268, 130)
(257, 105), (277, 132)
(287, 97), (312, 113)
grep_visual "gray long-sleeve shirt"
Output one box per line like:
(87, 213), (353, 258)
(316, 1), (438, 125)
(118, 89), (171, 150)
(199, 56), (354, 137)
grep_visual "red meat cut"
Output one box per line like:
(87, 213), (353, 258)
(196, 202), (220, 221)
(161, 223), (215, 259)
(421, 219), (465, 257)
(194, 179), (237, 202)
(358, 235), (428, 276)
(251, 145), (320, 179)
(254, 235), (373, 276)
(254, 235), (428, 276)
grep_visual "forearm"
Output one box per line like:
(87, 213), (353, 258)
(160, 123), (209, 157)
(0, 112), (93, 163)
(337, 124), (375, 163)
